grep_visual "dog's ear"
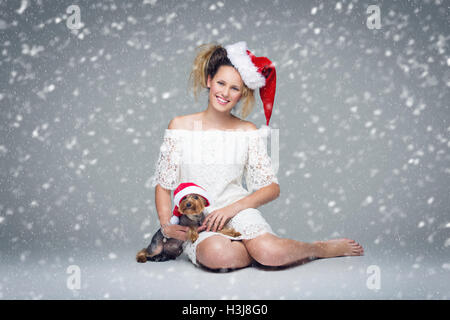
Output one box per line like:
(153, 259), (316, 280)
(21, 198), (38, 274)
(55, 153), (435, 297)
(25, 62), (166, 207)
(199, 196), (207, 206)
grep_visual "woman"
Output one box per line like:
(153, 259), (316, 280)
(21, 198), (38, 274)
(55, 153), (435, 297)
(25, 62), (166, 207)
(150, 41), (364, 270)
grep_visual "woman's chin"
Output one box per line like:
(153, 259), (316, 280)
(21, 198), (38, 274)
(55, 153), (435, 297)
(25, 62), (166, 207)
(212, 102), (235, 113)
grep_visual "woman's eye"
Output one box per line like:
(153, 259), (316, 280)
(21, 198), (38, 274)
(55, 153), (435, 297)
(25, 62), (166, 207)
(232, 87), (239, 91)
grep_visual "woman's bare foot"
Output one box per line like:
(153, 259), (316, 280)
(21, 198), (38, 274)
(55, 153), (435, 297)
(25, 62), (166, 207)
(313, 238), (364, 258)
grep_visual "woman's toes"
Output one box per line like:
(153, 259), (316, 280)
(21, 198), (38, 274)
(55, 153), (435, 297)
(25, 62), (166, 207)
(349, 241), (364, 255)
(318, 238), (365, 258)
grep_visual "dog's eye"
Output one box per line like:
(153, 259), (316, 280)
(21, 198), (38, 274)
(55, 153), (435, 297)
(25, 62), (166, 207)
(194, 195), (198, 199)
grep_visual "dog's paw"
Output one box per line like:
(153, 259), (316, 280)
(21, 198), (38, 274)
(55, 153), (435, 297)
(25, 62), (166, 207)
(136, 249), (148, 263)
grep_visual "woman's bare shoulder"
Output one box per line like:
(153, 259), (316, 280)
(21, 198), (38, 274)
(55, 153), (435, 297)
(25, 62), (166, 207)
(237, 120), (258, 131)
(167, 116), (182, 130)
(168, 113), (201, 130)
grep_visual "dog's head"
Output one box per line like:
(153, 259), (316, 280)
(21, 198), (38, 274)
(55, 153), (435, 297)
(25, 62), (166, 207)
(178, 193), (207, 219)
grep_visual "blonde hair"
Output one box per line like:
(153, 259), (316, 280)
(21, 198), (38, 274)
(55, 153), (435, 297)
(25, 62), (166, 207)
(188, 43), (255, 119)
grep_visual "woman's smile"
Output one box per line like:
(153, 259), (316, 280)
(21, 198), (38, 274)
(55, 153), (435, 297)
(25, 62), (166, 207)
(216, 95), (230, 105)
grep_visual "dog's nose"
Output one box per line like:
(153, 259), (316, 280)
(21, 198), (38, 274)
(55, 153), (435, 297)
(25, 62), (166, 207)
(186, 202), (191, 207)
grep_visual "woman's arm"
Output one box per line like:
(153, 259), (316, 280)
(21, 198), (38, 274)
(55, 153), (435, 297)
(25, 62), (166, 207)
(231, 182), (280, 214)
(154, 116), (182, 226)
(155, 184), (172, 226)
(203, 182), (280, 232)
(233, 121), (280, 212)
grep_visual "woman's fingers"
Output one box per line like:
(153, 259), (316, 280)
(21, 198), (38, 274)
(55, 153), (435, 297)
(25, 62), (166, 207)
(202, 213), (226, 232)
(205, 214), (216, 232)
(210, 216), (217, 231)
(173, 225), (187, 232)
(178, 231), (188, 241)
(164, 224), (188, 241)
(201, 215), (209, 227)
(207, 219), (215, 232)
(213, 216), (224, 232)
(203, 218), (210, 231)
(218, 218), (227, 231)
(212, 215), (222, 232)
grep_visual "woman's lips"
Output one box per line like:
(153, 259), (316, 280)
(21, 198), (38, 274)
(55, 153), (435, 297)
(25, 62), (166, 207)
(216, 95), (229, 105)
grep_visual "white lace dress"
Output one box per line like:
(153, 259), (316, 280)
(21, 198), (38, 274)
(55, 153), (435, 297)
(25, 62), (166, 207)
(150, 125), (279, 267)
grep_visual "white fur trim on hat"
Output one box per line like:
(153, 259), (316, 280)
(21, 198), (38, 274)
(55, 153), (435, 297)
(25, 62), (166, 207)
(225, 41), (266, 90)
(170, 216), (179, 225)
(174, 185), (210, 207)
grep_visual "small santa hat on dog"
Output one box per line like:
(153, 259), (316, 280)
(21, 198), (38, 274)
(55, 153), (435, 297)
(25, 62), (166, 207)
(170, 182), (211, 225)
(224, 41), (277, 126)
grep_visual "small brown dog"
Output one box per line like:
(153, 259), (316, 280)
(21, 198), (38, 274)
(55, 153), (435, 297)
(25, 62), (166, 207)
(136, 193), (241, 263)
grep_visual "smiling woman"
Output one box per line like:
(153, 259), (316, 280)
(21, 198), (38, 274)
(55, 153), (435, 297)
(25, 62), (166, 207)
(189, 43), (255, 120)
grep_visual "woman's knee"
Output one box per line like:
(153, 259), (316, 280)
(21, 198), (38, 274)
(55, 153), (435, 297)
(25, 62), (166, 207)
(196, 236), (251, 270)
(243, 233), (284, 266)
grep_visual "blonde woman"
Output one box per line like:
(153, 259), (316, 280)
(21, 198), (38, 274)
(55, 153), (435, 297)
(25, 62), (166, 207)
(150, 41), (364, 270)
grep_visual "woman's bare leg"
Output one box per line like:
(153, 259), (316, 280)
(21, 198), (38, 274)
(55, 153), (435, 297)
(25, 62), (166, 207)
(313, 238), (365, 258)
(243, 233), (364, 267)
(196, 235), (253, 270)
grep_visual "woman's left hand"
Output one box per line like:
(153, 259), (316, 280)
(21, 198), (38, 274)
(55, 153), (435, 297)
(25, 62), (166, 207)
(202, 205), (238, 232)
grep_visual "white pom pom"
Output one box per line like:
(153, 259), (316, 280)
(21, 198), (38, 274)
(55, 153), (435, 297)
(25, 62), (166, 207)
(170, 216), (180, 225)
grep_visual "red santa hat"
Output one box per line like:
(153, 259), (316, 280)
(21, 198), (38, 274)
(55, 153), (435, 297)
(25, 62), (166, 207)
(224, 41), (277, 126)
(170, 182), (211, 225)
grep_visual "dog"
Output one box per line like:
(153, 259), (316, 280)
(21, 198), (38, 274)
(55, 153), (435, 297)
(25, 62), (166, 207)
(136, 193), (241, 263)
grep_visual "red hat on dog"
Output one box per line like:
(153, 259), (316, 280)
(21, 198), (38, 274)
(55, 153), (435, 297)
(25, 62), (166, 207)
(224, 41), (277, 126)
(170, 182), (211, 224)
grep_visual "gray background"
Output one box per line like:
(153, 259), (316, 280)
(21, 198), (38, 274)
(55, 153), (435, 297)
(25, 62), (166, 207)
(0, 0), (449, 299)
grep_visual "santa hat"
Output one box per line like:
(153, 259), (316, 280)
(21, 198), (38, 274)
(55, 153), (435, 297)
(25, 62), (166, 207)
(170, 182), (211, 225)
(224, 41), (277, 126)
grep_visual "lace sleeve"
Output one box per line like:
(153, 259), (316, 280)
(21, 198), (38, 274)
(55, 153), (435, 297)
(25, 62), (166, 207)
(150, 131), (181, 190)
(244, 131), (279, 193)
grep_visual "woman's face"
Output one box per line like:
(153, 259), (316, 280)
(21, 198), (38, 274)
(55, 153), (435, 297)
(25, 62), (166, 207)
(207, 65), (243, 114)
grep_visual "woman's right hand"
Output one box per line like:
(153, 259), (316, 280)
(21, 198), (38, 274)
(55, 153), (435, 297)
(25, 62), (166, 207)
(162, 224), (207, 241)
(162, 224), (188, 241)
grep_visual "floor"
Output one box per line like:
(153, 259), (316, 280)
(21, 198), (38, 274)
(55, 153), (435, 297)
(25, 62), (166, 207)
(1, 247), (448, 300)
